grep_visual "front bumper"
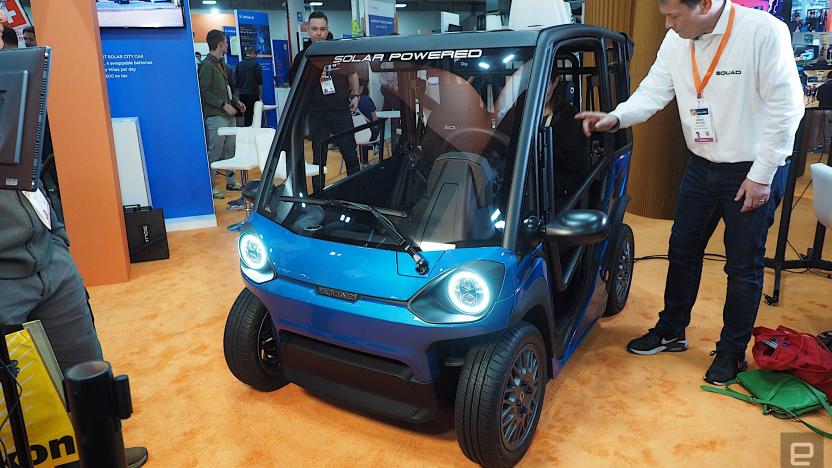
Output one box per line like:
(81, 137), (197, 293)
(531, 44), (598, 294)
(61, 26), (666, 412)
(247, 275), (514, 421)
(279, 331), (445, 422)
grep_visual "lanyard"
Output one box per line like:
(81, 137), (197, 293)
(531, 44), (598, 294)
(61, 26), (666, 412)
(216, 63), (228, 82)
(690, 2), (735, 101)
(212, 58), (229, 85)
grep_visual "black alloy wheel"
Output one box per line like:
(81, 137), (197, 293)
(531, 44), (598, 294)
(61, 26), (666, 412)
(223, 288), (289, 391)
(604, 223), (634, 317)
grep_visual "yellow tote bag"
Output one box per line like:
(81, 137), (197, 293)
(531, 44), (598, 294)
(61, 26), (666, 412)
(0, 323), (79, 467)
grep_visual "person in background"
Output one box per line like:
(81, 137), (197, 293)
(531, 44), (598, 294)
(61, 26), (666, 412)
(576, 0), (804, 385)
(195, 51), (203, 65)
(198, 30), (245, 200)
(235, 47), (263, 127)
(816, 71), (832, 108)
(808, 9), (821, 32)
(290, 11), (362, 188)
(357, 79), (379, 139)
(356, 79), (380, 163)
(1, 25), (18, 49)
(22, 26), (36, 47)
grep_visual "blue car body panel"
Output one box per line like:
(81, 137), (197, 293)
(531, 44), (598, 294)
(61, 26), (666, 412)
(247, 215), (522, 381)
(244, 149), (632, 383)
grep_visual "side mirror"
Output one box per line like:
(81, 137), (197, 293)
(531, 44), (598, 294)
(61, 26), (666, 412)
(242, 180), (262, 204)
(544, 209), (610, 246)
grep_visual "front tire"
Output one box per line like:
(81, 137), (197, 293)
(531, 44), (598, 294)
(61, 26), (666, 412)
(604, 223), (634, 317)
(223, 288), (288, 392)
(455, 322), (546, 468)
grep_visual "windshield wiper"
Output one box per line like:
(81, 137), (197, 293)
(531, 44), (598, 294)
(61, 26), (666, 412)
(278, 196), (429, 275)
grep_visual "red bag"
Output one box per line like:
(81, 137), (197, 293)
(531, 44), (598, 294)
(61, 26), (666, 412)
(752, 326), (832, 399)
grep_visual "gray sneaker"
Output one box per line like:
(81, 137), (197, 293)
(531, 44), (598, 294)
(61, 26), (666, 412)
(626, 329), (688, 355)
(126, 447), (148, 468)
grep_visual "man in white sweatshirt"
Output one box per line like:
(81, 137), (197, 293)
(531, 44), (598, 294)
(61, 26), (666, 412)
(576, 0), (804, 385)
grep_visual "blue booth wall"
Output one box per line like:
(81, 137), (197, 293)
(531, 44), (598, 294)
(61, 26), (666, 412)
(100, 3), (215, 225)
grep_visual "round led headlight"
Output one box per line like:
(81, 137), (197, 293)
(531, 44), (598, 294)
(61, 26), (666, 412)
(446, 271), (491, 315)
(239, 234), (268, 270)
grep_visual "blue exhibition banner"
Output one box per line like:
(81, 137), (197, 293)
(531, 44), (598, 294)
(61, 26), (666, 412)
(223, 26), (239, 69)
(100, 1), (215, 223)
(368, 14), (395, 36)
(273, 40), (290, 87)
(236, 10), (276, 127)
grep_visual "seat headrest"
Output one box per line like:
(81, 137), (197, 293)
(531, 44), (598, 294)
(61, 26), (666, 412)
(429, 152), (497, 207)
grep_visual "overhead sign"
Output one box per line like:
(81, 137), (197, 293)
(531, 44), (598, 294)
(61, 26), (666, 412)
(366, 0), (395, 36)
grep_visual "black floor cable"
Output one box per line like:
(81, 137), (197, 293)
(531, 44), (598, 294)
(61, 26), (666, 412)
(635, 253), (727, 263)
(635, 150), (831, 281)
(0, 362), (23, 468)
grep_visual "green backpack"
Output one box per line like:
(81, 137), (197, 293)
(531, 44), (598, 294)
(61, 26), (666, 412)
(701, 369), (832, 438)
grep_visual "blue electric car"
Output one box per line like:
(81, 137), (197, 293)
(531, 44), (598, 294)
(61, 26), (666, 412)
(224, 25), (635, 467)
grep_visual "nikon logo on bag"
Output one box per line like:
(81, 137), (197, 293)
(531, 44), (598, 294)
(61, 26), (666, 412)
(2, 436), (76, 467)
(0, 325), (80, 468)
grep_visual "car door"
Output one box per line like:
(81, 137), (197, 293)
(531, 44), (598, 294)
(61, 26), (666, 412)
(538, 36), (617, 357)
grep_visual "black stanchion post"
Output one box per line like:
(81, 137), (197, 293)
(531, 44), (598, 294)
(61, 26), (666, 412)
(0, 326), (33, 468)
(64, 361), (132, 468)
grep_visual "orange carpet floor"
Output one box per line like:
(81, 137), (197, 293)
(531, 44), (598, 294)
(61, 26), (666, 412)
(88, 158), (832, 467)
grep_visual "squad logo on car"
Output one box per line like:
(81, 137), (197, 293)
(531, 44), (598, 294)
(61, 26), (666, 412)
(333, 49), (483, 64)
(316, 286), (360, 303)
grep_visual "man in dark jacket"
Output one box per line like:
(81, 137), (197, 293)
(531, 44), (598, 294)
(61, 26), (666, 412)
(235, 47), (263, 127)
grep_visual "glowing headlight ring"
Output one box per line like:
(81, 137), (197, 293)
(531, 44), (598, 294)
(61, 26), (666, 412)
(446, 271), (490, 315)
(239, 234), (268, 270)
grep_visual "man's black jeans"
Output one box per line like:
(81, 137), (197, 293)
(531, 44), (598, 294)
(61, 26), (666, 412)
(655, 153), (789, 352)
(309, 109), (359, 190)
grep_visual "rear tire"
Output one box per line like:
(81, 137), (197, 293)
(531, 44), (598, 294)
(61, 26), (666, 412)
(455, 322), (546, 468)
(604, 223), (634, 317)
(223, 288), (288, 392)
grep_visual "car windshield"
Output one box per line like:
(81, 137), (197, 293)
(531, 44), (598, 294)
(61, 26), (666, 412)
(258, 46), (533, 251)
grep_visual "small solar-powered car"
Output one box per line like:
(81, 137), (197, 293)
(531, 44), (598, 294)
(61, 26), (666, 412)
(224, 25), (635, 467)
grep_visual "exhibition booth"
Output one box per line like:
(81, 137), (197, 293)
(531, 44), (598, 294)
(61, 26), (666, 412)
(0, 0), (831, 466)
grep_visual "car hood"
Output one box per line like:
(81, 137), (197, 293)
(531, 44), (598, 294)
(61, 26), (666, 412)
(249, 215), (514, 302)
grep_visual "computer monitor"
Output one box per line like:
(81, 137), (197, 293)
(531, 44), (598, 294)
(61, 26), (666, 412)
(0, 47), (51, 192)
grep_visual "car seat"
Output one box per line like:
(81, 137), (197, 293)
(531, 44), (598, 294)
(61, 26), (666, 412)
(409, 152), (498, 245)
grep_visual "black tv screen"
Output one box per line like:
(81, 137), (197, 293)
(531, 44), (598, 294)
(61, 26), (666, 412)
(0, 47), (51, 191)
(734, 0), (791, 23)
(97, 0), (186, 29)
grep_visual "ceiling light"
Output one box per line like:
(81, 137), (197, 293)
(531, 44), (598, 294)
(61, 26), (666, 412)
(210, 7), (220, 14)
(202, 0), (217, 4)
(310, 1), (324, 6)
(396, 3), (407, 7)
